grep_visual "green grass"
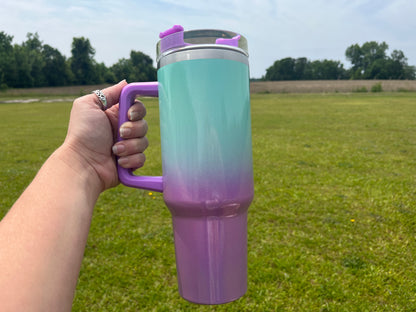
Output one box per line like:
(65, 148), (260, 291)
(1, 93), (416, 311)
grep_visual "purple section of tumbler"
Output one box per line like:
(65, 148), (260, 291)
(172, 213), (248, 304)
(167, 197), (251, 304)
(164, 174), (253, 304)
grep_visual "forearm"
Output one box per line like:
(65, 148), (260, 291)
(0, 145), (102, 311)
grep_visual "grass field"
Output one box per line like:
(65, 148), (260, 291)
(1, 92), (416, 311)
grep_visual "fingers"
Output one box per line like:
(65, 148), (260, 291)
(106, 100), (146, 138)
(113, 138), (148, 169)
(119, 120), (148, 139)
(113, 100), (148, 169)
(113, 137), (149, 157)
(128, 100), (146, 121)
(117, 153), (146, 169)
(119, 100), (147, 138)
(105, 100), (146, 143)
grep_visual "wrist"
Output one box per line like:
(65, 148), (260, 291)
(52, 144), (103, 200)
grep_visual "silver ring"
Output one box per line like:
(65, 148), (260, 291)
(92, 90), (107, 110)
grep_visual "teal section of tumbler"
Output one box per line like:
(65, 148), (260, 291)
(158, 58), (253, 206)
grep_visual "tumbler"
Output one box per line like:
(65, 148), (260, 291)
(117, 25), (254, 305)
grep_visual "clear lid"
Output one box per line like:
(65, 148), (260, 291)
(156, 25), (248, 62)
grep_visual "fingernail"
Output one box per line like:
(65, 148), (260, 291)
(129, 111), (140, 120)
(120, 126), (131, 138)
(118, 79), (127, 84)
(112, 144), (125, 154)
(118, 157), (128, 166)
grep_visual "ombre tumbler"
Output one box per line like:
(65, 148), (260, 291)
(117, 25), (254, 305)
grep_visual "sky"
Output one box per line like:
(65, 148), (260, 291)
(1, 0), (415, 78)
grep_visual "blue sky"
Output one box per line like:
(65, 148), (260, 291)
(1, 0), (415, 78)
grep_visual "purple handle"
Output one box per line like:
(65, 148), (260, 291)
(118, 82), (163, 192)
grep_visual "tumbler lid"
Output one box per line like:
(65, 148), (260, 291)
(156, 25), (248, 63)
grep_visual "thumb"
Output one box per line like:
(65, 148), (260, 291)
(90, 80), (128, 110)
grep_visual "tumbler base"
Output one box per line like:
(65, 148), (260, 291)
(171, 211), (248, 305)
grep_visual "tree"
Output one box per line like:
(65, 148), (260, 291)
(0, 31), (158, 88)
(95, 62), (116, 84)
(309, 60), (347, 80)
(265, 57), (296, 80)
(69, 37), (97, 85)
(111, 50), (156, 82)
(42, 44), (73, 86)
(13, 44), (33, 88)
(361, 41), (388, 73)
(22, 33), (45, 87)
(0, 31), (16, 88)
(130, 51), (157, 81)
(265, 57), (347, 80)
(294, 57), (309, 80)
(345, 41), (389, 78)
(389, 50), (415, 79)
(345, 41), (414, 79)
(111, 58), (130, 82)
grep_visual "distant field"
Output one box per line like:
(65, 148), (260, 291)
(2, 80), (416, 97)
(1, 93), (416, 311)
(250, 80), (416, 93)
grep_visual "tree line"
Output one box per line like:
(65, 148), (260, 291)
(265, 41), (416, 81)
(1, 31), (415, 88)
(0, 31), (156, 89)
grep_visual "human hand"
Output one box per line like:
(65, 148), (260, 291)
(64, 80), (148, 191)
